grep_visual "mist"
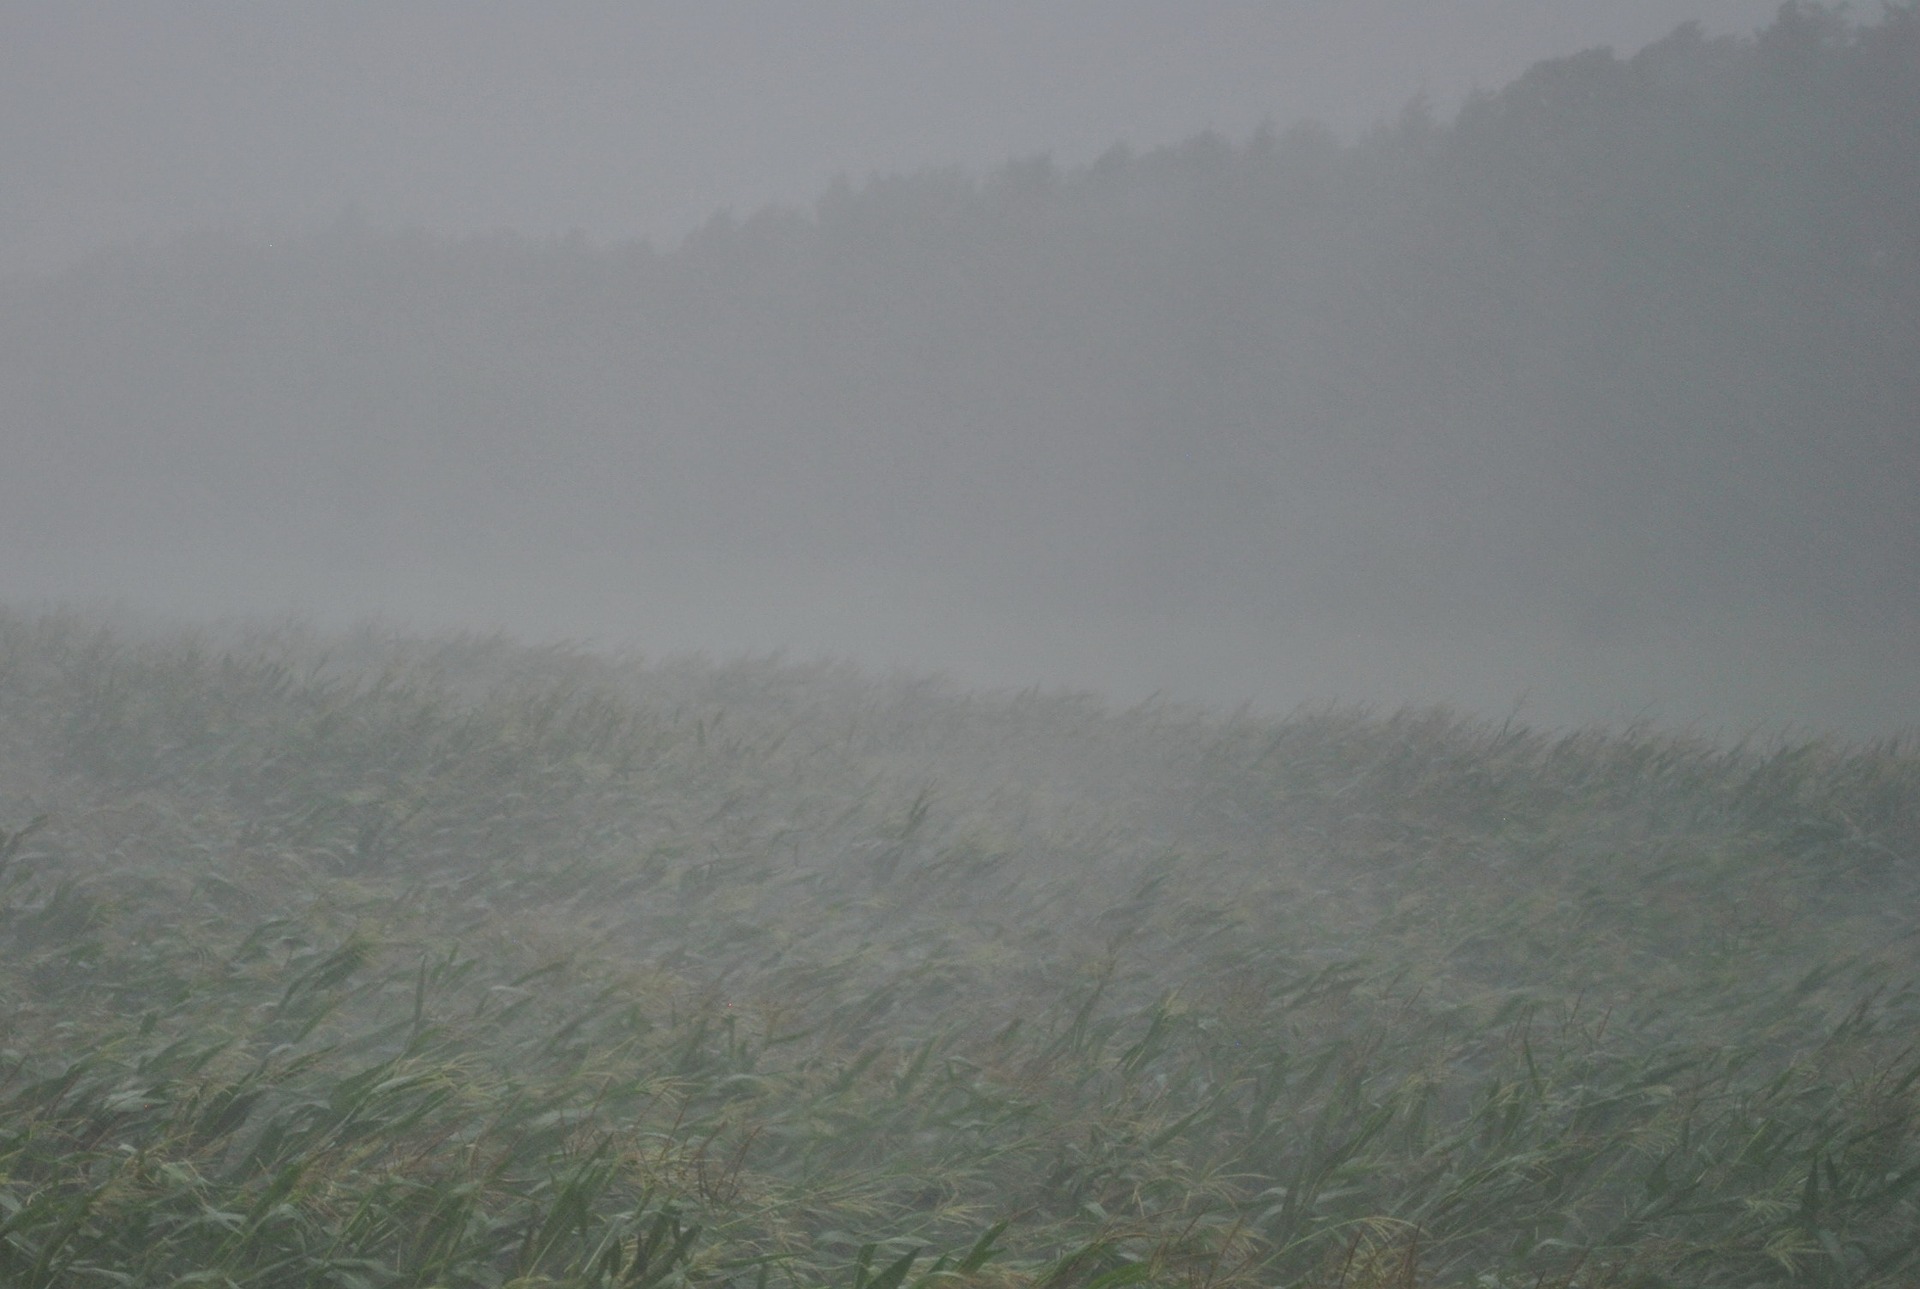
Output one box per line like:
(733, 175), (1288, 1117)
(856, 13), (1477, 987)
(3, 1), (1915, 735)
(9, 11), (1920, 1278)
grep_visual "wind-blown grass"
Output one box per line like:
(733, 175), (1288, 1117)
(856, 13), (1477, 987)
(1, 608), (1916, 1286)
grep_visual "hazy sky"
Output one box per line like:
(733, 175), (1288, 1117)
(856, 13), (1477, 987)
(4, 1), (1787, 274)
(14, 0), (1895, 736)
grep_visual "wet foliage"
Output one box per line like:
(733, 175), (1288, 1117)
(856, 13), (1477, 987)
(1, 609), (1917, 1286)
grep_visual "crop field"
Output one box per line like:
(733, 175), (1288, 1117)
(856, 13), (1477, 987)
(1, 608), (1917, 1287)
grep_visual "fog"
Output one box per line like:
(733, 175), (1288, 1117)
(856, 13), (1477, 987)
(4, 2), (1788, 273)
(4, 2), (1915, 735)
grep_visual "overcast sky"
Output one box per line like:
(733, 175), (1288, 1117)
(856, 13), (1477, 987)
(4, 1), (1788, 274)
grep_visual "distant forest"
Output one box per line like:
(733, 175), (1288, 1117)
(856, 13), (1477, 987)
(3, 5), (1915, 704)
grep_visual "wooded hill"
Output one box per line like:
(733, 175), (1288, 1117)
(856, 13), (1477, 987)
(2, 5), (1915, 727)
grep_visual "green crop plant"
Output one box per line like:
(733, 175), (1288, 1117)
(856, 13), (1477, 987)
(0, 607), (1915, 1285)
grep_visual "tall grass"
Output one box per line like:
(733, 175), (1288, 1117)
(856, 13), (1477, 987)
(1, 608), (1916, 1285)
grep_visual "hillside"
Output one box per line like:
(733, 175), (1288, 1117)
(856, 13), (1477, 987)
(2, 610), (1918, 1285)
(3, 7), (1917, 728)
